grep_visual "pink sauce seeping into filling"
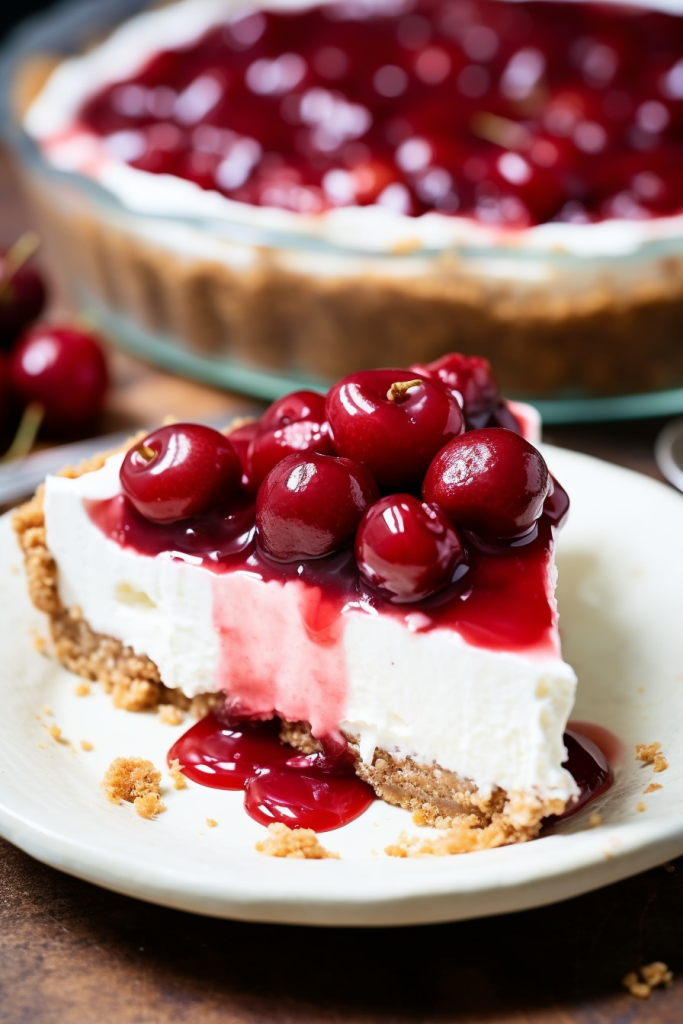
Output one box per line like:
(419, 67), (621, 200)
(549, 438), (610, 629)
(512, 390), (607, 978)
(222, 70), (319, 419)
(78, 0), (683, 225)
(85, 481), (613, 833)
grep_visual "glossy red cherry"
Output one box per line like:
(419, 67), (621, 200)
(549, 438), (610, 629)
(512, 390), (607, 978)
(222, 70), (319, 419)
(248, 419), (335, 487)
(410, 353), (500, 430)
(422, 428), (550, 541)
(8, 324), (109, 432)
(326, 370), (464, 489)
(0, 241), (47, 348)
(120, 423), (242, 523)
(227, 420), (261, 490)
(260, 390), (327, 431)
(256, 451), (379, 562)
(356, 494), (466, 602)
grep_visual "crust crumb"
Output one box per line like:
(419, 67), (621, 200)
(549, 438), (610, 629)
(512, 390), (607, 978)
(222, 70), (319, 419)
(33, 634), (47, 654)
(385, 815), (528, 857)
(48, 723), (65, 743)
(134, 793), (166, 820)
(158, 704), (184, 726)
(622, 973), (652, 999)
(80, 740), (93, 752)
(636, 742), (668, 772)
(623, 962), (673, 999)
(43, 704), (53, 716)
(636, 741), (661, 763)
(645, 783), (663, 794)
(168, 758), (187, 790)
(74, 682), (91, 697)
(102, 757), (166, 818)
(641, 962), (673, 988)
(636, 802), (647, 813)
(206, 818), (218, 828)
(589, 812), (602, 827)
(255, 822), (339, 860)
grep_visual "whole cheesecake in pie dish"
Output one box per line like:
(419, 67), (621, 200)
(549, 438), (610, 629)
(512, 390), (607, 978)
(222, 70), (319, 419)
(13, 354), (606, 848)
(8, 0), (683, 401)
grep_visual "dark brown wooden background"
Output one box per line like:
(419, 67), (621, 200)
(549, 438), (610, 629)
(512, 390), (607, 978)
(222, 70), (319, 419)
(1, 150), (682, 1024)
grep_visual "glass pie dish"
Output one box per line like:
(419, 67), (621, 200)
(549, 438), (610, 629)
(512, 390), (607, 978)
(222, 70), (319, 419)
(3, 0), (683, 422)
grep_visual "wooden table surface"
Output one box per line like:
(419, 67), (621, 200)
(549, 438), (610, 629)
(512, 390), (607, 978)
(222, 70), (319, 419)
(1, 151), (683, 1024)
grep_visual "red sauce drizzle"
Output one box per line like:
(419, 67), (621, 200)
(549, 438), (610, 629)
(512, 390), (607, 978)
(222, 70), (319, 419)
(78, 0), (683, 226)
(168, 712), (375, 832)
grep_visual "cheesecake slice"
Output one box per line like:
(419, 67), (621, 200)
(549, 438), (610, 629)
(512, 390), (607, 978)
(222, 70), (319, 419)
(14, 354), (578, 847)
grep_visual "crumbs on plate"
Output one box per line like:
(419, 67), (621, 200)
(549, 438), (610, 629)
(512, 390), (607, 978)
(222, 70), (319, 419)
(256, 822), (339, 859)
(158, 704), (185, 726)
(168, 758), (187, 790)
(636, 742), (668, 773)
(103, 757), (166, 819)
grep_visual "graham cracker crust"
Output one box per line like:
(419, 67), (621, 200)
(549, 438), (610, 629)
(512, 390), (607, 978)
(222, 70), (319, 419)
(13, 448), (562, 851)
(279, 721), (560, 845)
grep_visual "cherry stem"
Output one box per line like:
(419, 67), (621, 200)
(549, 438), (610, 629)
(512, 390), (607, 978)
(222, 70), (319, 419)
(0, 231), (41, 302)
(137, 443), (156, 463)
(470, 112), (531, 151)
(387, 379), (422, 402)
(0, 402), (44, 464)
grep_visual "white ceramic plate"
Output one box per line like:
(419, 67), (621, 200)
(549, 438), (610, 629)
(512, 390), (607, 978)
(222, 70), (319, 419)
(1, 445), (682, 927)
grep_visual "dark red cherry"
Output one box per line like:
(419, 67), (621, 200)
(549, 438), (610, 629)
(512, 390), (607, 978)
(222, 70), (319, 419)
(0, 240), (47, 348)
(120, 423), (242, 523)
(248, 419), (335, 487)
(8, 324), (108, 432)
(326, 370), (464, 489)
(422, 428), (550, 541)
(227, 420), (261, 490)
(410, 353), (500, 430)
(260, 390), (327, 431)
(355, 494), (466, 602)
(544, 475), (570, 530)
(256, 451), (379, 562)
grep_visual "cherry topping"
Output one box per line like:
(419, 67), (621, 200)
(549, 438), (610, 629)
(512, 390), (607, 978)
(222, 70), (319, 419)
(248, 418), (335, 487)
(256, 451), (379, 561)
(355, 494), (466, 602)
(422, 428), (550, 541)
(260, 390), (327, 432)
(326, 369), (464, 489)
(120, 423), (242, 523)
(0, 236), (47, 348)
(410, 353), (501, 430)
(8, 324), (108, 432)
(226, 420), (261, 490)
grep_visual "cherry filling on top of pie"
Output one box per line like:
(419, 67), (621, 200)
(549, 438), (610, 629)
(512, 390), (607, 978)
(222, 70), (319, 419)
(43, 0), (683, 228)
(14, 353), (614, 844)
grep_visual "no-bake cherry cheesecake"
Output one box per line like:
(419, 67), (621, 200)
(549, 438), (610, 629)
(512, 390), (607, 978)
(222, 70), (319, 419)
(14, 354), (612, 847)
(14, 0), (683, 398)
